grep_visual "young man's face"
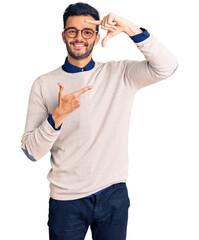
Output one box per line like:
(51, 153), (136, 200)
(62, 15), (100, 60)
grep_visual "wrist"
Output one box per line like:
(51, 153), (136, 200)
(124, 22), (143, 36)
(51, 110), (64, 130)
(52, 107), (66, 122)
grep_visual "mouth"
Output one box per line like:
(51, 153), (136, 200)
(71, 42), (88, 50)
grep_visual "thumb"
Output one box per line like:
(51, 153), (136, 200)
(102, 30), (119, 47)
(57, 82), (65, 95)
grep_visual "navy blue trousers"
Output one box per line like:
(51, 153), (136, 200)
(47, 182), (130, 240)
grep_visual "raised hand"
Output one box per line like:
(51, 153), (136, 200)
(85, 13), (143, 47)
(52, 82), (94, 128)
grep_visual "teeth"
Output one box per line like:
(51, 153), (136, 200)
(73, 44), (85, 47)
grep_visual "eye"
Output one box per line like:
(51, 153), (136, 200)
(85, 31), (92, 35)
(68, 30), (76, 34)
(83, 30), (93, 36)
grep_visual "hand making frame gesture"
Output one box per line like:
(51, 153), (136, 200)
(85, 12), (143, 47)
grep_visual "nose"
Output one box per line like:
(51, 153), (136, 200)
(75, 30), (84, 41)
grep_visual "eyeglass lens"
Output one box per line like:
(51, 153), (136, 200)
(66, 28), (94, 39)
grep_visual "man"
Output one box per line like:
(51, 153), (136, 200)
(21, 2), (178, 240)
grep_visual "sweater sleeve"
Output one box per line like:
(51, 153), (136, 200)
(130, 27), (150, 43)
(124, 33), (178, 91)
(20, 78), (61, 161)
(48, 114), (63, 131)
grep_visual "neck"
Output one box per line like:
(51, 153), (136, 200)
(67, 55), (92, 68)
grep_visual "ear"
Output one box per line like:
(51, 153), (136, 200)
(62, 31), (66, 44)
(94, 33), (100, 46)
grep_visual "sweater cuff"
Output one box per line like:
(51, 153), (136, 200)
(130, 27), (150, 43)
(47, 114), (63, 131)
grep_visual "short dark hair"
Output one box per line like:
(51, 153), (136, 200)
(63, 2), (100, 33)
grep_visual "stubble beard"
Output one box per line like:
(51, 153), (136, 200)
(65, 38), (96, 60)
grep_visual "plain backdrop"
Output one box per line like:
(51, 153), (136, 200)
(0, 0), (198, 239)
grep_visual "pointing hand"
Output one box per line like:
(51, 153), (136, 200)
(57, 82), (93, 116)
(52, 82), (94, 128)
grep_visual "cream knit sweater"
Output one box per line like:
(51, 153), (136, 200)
(21, 34), (178, 200)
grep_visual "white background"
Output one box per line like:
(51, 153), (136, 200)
(0, 0), (198, 239)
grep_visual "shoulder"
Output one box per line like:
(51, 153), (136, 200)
(35, 66), (62, 84)
(28, 66), (62, 96)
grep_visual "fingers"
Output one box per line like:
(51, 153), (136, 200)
(84, 19), (103, 25)
(85, 14), (120, 47)
(58, 82), (65, 94)
(84, 18), (117, 31)
(103, 15), (117, 30)
(102, 14), (117, 30)
(58, 82), (64, 88)
(101, 25), (117, 32)
(57, 83), (94, 97)
(73, 85), (94, 96)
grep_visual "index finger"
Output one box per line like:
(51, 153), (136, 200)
(73, 86), (94, 96)
(84, 19), (103, 25)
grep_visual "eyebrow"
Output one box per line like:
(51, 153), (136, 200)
(66, 26), (95, 31)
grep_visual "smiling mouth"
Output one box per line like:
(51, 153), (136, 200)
(71, 42), (88, 48)
(73, 44), (85, 47)
(72, 44), (87, 51)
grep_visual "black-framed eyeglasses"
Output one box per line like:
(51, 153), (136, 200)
(64, 27), (98, 39)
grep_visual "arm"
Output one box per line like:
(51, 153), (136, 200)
(126, 33), (178, 91)
(20, 79), (61, 161)
(21, 80), (94, 161)
(85, 13), (178, 90)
